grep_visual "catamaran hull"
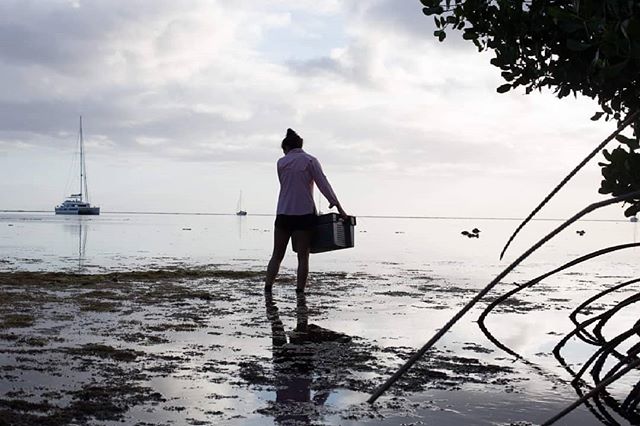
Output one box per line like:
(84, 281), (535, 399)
(55, 207), (100, 215)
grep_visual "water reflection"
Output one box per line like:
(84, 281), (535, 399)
(477, 240), (640, 425)
(63, 218), (89, 271)
(236, 215), (244, 240)
(552, 276), (640, 425)
(264, 292), (350, 424)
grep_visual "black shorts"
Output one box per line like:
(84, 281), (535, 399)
(275, 214), (317, 232)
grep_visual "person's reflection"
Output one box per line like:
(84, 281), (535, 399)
(264, 292), (347, 424)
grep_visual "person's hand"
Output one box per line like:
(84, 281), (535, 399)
(329, 202), (349, 221)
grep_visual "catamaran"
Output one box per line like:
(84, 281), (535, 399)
(55, 117), (100, 215)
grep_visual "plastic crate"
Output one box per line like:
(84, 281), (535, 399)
(292, 213), (356, 254)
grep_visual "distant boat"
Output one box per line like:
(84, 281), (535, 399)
(236, 191), (247, 216)
(55, 117), (100, 215)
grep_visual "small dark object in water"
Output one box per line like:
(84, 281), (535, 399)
(461, 230), (479, 238)
(576, 230), (585, 236)
(182, 228), (192, 231)
(472, 228), (480, 234)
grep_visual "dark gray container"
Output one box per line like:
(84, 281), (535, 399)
(292, 213), (356, 254)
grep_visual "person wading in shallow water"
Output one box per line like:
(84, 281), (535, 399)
(265, 128), (347, 293)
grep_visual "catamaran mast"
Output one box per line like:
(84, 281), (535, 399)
(79, 116), (84, 201)
(79, 116), (90, 203)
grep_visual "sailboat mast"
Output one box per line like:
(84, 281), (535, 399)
(79, 116), (84, 202)
(79, 116), (90, 203)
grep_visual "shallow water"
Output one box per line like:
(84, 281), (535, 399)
(0, 212), (639, 425)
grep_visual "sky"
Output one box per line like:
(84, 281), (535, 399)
(0, 0), (631, 219)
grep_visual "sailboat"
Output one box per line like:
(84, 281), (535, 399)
(55, 117), (100, 215)
(236, 191), (247, 216)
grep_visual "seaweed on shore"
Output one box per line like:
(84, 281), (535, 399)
(0, 268), (527, 424)
(0, 268), (264, 287)
(0, 380), (165, 426)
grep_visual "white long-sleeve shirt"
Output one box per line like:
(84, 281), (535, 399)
(276, 148), (339, 215)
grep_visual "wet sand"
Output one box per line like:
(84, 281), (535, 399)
(0, 268), (634, 425)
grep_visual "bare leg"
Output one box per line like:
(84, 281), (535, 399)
(265, 227), (291, 292)
(293, 229), (312, 292)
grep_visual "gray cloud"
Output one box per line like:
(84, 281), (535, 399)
(0, 1), (176, 70)
(346, 0), (471, 47)
(0, 0), (611, 216)
(0, 0), (601, 176)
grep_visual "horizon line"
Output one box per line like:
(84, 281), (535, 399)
(0, 209), (632, 223)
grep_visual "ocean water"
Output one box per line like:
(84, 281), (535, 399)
(1, 212), (638, 276)
(1, 212), (639, 425)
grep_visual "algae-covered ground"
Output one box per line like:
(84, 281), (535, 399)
(0, 268), (619, 425)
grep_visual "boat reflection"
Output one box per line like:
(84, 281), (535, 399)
(63, 217), (89, 271)
(264, 292), (351, 425)
(236, 214), (244, 240)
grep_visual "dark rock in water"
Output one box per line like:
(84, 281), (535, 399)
(461, 231), (470, 236)
(472, 228), (480, 234)
(576, 230), (585, 236)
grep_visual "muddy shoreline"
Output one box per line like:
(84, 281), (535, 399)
(0, 268), (618, 425)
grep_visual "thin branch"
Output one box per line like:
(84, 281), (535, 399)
(499, 110), (639, 260)
(542, 357), (640, 425)
(569, 277), (640, 343)
(478, 243), (640, 360)
(553, 293), (640, 383)
(368, 190), (640, 404)
(573, 315), (640, 382)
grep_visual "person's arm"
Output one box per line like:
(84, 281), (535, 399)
(310, 158), (348, 219)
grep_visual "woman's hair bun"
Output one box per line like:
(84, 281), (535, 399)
(282, 128), (303, 149)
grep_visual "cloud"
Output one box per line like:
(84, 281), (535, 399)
(0, 0), (611, 216)
(0, 1), (298, 155)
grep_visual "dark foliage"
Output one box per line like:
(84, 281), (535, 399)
(420, 0), (640, 117)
